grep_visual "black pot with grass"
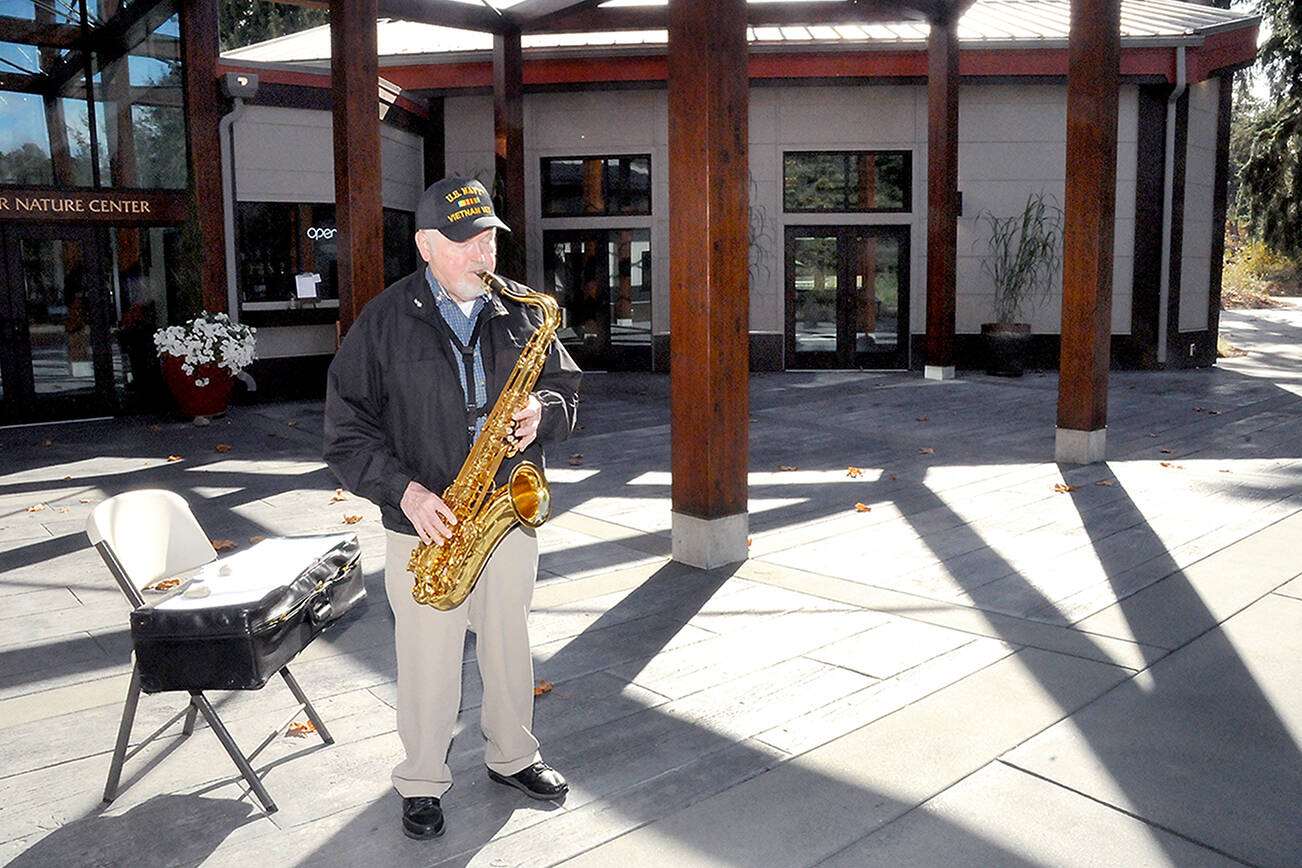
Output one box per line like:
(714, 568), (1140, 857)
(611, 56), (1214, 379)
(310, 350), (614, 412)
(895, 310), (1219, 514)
(976, 191), (1063, 377)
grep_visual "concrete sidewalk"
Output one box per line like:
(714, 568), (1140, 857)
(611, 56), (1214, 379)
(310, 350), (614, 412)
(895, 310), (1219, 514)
(1, 304), (1299, 867)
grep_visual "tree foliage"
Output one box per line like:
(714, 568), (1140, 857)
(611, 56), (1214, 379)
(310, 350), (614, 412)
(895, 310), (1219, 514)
(220, 1), (328, 52)
(1237, 0), (1302, 257)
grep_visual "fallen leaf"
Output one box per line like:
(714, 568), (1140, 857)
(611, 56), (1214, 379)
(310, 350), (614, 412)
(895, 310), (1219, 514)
(249, 536), (265, 543)
(568, 457), (583, 466)
(286, 421), (297, 427)
(215, 444), (231, 453)
(267, 431), (277, 437)
(570, 453), (583, 460)
(79, 498), (91, 503)
(166, 455), (182, 462)
(1194, 406), (1205, 412)
(330, 489), (349, 503)
(916, 416), (929, 422)
(286, 720), (316, 738)
(1159, 449), (1173, 454)
(25, 504), (46, 512)
(1147, 433), (1158, 438)
(1094, 480), (1114, 486)
(343, 514), (363, 524)
(42, 439), (52, 447)
(533, 679), (554, 696)
(1159, 462), (1185, 469)
(846, 467), (864, 478)
(1219, 469), (1232, 473)
(778, 465), (798, 471)
(145, 577), (181, 591)
(889, 475), (897, 480)
(854, 502), (872, 512)
(211, 539), (238, 550)
(149, 424), (161, 432)
(1053, 483), (1080, 493)
(58, 507), (70, 514)
(918, 447), (934, 455)
(1209, 410), (1221, 415)
(63, 475), (72, 481)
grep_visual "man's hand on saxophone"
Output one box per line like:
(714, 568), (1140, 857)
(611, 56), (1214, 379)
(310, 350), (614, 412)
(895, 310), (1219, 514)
(507, 393), (543, 454)
(399, 481), (458, 546)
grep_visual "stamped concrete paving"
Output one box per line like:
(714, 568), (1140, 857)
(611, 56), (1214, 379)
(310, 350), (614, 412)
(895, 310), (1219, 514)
(0, 303), (1299, 866)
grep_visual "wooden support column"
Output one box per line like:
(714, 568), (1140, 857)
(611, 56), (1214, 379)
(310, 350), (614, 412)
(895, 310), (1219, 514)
(667, 0), (750, 569)
(924, 12), (960, 380)
(180, 0), (225, 313)
(1056, 0), (1120, 464)
(493, 28), (526, 281)
(331, 0), (384, 336)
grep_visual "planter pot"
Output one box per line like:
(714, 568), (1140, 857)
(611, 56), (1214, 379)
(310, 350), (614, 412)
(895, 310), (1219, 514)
(160, 354), (235, 418)
(981, 322), (1031, 377)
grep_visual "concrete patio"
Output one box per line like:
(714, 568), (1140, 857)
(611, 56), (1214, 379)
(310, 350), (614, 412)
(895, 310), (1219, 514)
(1, 303), (1299, 867)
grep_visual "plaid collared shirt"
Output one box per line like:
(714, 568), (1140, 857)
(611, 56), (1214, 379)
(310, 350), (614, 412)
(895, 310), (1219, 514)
(426, 270), (488, 441)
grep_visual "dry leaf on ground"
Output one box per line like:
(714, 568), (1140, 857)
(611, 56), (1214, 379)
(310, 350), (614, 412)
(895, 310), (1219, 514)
(854, 503), (872, 512)
(250, 536), (265, 543)
(343, 514), (363, 524)
(918, 447), (934, 455)
(846, 467), (863, 478)
(166, 455), (182, 462)
(1054, 483), (1080, 493)
(1094, 480), (1114, 486)
(79, 498), (91, 503)
(778, 465), (798, 471)
(916, 416), (929, 422)
(211, 539), (238, 550)
(286, 720), (316, 738)
(330, 489), (349, 503)
(533, 680), (554, 696)
(58, 507), (70, 514)
(1160, 449), (1173, 454)
(149, 425), (161, 432)
(25, 504), (46, 512)
(215, 444), (231, 453)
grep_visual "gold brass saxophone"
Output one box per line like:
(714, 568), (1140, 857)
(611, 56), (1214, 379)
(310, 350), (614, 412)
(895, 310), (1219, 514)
(407, 270), (560, 610)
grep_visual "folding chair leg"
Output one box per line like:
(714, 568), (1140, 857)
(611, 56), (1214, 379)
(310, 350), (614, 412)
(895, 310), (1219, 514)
(190, 692), (278, 814)
(182, 699), (199, 735)
(279, 666), (334, 745)
(103, 664), (142, 803)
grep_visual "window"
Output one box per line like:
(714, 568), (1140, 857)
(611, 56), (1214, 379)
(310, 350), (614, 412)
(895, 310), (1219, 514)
(541, 155), (651, 216)
(236, 203), (415, 305)
(783, 151), (911, 213)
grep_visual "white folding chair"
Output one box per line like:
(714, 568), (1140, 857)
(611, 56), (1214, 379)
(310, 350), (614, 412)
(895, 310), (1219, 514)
(87, 489), (332, 814)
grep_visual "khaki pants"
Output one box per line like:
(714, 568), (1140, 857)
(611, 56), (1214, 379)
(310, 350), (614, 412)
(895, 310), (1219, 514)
(384, 526), (541, 798)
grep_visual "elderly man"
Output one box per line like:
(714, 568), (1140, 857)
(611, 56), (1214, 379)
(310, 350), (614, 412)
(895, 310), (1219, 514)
(323, 177), (581, 840)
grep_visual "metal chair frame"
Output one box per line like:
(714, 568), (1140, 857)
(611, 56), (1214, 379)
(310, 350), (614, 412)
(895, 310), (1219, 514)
(90, 505), (333, 815)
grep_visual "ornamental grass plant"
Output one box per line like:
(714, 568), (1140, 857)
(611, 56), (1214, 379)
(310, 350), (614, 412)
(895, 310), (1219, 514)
(978, 190), (1064, 326)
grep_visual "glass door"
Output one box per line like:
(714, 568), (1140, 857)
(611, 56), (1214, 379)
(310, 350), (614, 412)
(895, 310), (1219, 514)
(785, 225), (909, 369)
(543, 228), (652, 370)
(0, 224), (118, 424)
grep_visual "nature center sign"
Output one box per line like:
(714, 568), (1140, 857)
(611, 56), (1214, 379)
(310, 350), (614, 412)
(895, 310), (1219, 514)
(0, 189), (186, 224)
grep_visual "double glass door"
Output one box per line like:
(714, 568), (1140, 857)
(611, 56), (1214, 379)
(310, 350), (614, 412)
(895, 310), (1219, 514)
(0, 225), (118, 423)
(785, 225), (909, 369)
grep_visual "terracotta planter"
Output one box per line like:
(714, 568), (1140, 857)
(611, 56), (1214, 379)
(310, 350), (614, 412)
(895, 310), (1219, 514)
(981, 322), (1031, 377)
(160, 354), (235, 417)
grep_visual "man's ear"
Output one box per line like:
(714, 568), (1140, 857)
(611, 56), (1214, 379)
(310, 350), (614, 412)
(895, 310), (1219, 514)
(414, 230), (435, 264)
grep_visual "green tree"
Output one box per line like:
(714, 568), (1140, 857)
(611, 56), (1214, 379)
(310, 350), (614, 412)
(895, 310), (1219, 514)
(220, 0), (328, 51)
(1237, 0), (1302, 257)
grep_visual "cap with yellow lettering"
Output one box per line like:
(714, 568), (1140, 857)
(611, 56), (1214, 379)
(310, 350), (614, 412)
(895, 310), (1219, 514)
(415, 177), (509, 242)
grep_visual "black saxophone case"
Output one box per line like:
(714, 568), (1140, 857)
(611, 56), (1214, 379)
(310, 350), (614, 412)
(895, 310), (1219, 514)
(130, 533), (365, 694)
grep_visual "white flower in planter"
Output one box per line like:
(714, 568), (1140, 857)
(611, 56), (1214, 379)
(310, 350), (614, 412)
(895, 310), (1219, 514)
(154, 312), (257, 382)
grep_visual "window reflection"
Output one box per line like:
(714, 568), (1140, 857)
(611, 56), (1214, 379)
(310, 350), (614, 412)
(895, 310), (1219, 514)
(784, 151), (911, 212)
(541, 155), (651, 217)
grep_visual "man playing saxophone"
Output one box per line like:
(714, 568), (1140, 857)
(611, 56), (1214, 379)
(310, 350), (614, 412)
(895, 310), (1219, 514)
(323, 177), (581, 841)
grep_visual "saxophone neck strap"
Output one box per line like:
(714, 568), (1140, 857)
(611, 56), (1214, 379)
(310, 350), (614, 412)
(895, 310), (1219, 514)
(445, 314), (489, 451)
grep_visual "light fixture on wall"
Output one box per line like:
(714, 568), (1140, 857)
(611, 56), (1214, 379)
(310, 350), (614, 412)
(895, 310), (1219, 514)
(221, 72), (260, 101)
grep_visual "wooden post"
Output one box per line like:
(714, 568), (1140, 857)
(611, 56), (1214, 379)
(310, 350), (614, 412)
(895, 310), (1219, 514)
(924, 12), (959, 380)
(493, 27), (526, 281)
(180, 0), (226, 314)
(331, 0), (384, 336)
(667, 0), (750, 568)
(1056, 0), (1120, 464)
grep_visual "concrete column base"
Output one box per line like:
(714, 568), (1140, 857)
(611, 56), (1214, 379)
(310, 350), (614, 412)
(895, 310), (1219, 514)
(671, 511), (749, 569)
(1055, 427), (1107, 464)
(924, 365), (956, 381)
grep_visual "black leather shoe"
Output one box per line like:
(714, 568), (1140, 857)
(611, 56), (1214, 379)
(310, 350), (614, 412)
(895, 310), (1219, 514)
(487, 761), (569, 800)
(402, 796), (445, 840)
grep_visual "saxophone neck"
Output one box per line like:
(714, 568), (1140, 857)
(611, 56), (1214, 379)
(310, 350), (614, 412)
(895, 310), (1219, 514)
(477, 271), (559, 318)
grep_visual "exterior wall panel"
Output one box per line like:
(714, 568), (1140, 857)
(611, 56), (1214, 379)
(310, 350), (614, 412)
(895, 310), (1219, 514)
(1180, 78), (1219, 334)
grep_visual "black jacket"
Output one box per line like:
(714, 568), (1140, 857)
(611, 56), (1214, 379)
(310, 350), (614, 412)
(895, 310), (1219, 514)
(323, 268), (582, 535)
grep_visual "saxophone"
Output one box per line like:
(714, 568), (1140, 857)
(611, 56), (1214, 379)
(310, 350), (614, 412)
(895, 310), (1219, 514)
(407, 270), (561, 610)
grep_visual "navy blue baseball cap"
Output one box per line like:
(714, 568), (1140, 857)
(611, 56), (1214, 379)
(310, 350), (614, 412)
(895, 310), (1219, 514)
(415, 177), (509, 242)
